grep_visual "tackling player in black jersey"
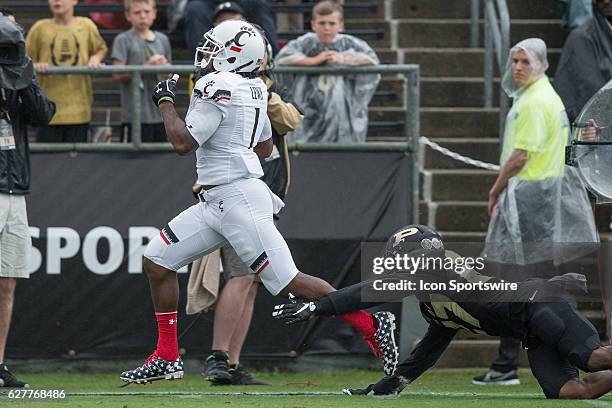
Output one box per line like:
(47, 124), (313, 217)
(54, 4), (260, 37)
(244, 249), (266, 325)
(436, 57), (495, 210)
(273, 225), (611, 400)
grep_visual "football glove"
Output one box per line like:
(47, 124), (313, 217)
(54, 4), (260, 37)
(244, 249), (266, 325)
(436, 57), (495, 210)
(272, 301), (319, 325)
(152, 74), (179, 106)
(343, 375), (408, 397)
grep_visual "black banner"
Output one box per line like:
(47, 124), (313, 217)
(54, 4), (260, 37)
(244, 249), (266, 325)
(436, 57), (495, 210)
(9, 151), (413, 359)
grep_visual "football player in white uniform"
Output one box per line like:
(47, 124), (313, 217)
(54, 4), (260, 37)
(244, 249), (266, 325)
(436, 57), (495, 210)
(120, 20), (397, 384)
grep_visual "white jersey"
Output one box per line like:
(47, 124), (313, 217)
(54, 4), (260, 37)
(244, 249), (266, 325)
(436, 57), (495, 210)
(186, 71), (271, 186)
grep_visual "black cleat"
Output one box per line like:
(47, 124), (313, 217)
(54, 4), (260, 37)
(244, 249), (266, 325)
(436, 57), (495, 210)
(343, 375), (408, 397)
(202, 351), (233, 385)
(120, 350), (183, 384)
(0, 364), (28, 388)
(230, 365), (270, 385)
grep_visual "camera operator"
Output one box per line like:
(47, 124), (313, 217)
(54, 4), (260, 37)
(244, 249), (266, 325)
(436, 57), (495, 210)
(0, 8), (55, 388)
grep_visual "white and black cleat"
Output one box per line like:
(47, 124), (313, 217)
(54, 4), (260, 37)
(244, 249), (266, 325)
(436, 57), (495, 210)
(373, 311), (399, 376)
(120, 351), (184, 384)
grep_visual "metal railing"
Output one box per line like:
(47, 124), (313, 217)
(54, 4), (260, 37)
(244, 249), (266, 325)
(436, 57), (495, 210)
(36, 64), (420, 222)
(470, 0), (480, 49)
(483, 0), (510, 140)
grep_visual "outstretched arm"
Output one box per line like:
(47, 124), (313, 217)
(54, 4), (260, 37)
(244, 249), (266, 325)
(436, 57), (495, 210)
(395, 324), (457, 382)
(345, 324), (457, 396)
(273, 273), (418, 324)
(272, 281), (385, 325)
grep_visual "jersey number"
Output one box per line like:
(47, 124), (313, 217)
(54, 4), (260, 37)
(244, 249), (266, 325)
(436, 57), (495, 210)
(249, 107), (261, 149)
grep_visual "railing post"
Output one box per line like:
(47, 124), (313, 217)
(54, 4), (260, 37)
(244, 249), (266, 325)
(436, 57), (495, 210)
(131, 71), (142, 148)
(499, 88), (508, 142)
(400, 67), (427, 360)
(406, 68), (420, 224)
(470, 0), (480, 48)
(483, 0), (493, 108)
(497, 0), (511, 143)
(607, 237), (612, 342)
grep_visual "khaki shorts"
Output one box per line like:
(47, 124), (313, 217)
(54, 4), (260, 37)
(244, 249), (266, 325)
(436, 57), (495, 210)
(220, 219), (280, 282)
(0, 193), (31, 279)
(221, 245), (259, 282)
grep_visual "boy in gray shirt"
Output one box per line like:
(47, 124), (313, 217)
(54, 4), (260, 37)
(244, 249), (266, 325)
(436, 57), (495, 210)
(112, 0), (171, 142)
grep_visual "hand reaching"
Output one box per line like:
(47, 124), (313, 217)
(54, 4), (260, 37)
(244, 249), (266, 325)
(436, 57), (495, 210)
(272, 301), (318, 325)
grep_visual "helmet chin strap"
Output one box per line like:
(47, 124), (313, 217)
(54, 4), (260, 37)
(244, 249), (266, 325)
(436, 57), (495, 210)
(230, 60), (256, 74)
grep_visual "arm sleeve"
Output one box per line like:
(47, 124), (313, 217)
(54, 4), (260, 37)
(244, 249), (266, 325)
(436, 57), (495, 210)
(110, 34), (127, 63)
(192, 74), (233, 116)
(511, 101), (547, 153)
(316, 282), (383, 316)
(185, 99), (223, 146)
(163, 34), (172, 63)
(86, 18), (108, 54)
(340, 37), (380, 66)
(395, 324), (457, 382)
(275, 39), (307, 66)
(25, 24), (40, 62)
(19, 78), (56, 126)
(316, 274), (412, 315)
(267, 92), (304, 135)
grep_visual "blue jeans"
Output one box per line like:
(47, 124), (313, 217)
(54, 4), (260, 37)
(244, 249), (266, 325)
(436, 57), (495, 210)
(184, 0), (279, 54)
(490, 337), (520, 373)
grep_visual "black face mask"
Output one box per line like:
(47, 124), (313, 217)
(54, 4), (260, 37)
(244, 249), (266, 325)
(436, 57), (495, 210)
(0, 16), (33, 90)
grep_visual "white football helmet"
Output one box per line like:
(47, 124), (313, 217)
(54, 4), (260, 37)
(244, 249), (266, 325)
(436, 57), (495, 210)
(194, 20), (265, 74)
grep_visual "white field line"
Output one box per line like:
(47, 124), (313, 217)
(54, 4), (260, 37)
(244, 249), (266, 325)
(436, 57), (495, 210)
(3, 390), (611, 402)
(0, 390), (546, 398)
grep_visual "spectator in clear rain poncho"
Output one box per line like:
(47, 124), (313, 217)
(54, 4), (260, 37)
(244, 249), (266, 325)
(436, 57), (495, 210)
(475, 38), (599, 387)
(275, 0), (379, 143)
(485, 38), (598, 268)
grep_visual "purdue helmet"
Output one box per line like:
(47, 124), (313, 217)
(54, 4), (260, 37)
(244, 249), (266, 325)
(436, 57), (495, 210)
(383, 225), (445, 259)
(194, 20), (265, 74)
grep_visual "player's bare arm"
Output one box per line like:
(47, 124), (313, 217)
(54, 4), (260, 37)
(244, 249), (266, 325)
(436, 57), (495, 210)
(158, 103), (198, 155)
(152, 74), (198, 155)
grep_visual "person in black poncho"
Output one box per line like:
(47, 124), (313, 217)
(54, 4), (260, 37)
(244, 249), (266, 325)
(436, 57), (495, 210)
(555, 0), (612, 122)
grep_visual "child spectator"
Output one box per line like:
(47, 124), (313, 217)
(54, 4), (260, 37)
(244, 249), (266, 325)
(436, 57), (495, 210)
(275, 0), (379, 143)
(111, 0), (171, 142)
(26, 0), (107, 143)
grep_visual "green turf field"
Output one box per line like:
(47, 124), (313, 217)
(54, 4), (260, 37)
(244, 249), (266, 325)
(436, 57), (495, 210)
(1, 369), (611, 407)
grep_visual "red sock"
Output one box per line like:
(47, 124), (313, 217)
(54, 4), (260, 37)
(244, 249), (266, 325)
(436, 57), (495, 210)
(155, 311), (179, 361)
(336, 311), (376, 338)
